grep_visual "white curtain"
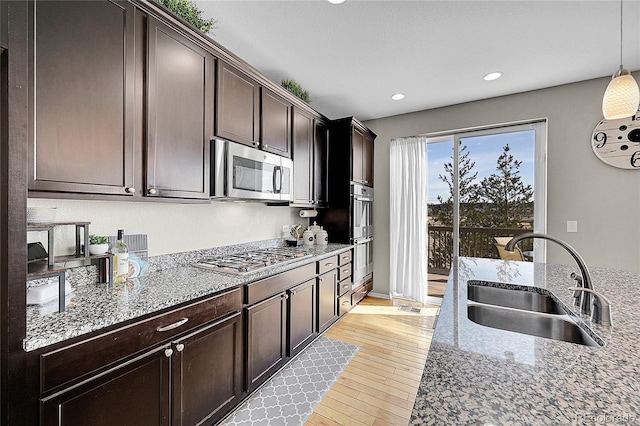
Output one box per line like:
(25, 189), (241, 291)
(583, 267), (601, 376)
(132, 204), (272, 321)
(390, 137), (428, 303)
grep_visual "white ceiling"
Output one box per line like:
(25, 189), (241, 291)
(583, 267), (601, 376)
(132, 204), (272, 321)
(195, 0), (640, 121)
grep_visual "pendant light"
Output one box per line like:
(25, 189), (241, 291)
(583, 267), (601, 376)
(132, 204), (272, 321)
(602, 0), (639, 120)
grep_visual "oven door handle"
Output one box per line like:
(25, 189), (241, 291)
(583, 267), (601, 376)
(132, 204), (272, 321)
(353, 195), (373, 202)
(354, 237), (373, 245)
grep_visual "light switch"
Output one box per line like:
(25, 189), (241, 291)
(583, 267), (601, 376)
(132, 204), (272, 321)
(567, 220), (578, 233)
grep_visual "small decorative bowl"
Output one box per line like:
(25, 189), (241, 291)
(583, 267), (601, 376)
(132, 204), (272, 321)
(27, 207), (57, 224)
(89, 243), (109, 255)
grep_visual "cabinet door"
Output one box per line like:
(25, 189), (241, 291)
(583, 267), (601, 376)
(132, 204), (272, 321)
(363, 133), (374, 187)
(313, 119), (329, 205)
(288, 279), (317, 356)
(146, 17), (213, 199)
(40, 346), (170, 426)
(292, 109), (313, 205)
(318, 269), (338, 333)
(352, 127), (365, 184)
(261, 88), (292, 157)
(172, 312), (243, 426)
(30, 0), (135, 196)
(246, 293), (288, 392)
(216, 61), (260, 147)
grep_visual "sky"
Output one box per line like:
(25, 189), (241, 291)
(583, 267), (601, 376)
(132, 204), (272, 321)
(427, 130), (535, 204)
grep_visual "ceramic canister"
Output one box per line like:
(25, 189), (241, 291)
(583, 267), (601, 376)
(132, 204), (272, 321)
(315, 228), (328, 245)
(303, 229), (316, 246)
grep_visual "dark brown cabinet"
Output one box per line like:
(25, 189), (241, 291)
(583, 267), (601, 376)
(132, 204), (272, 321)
(288, 278), (317, 356)
(41, 345), (171, 426)
(146, 17), (213, 199)
(352, 127), (374, 187)
(172, 312), (243, 426)
(292, 109), (328, 206)
(292, 109), (314, 205)
(29, 3), (214, 200)
(216, 61), (260, 147)
(245, 292), (288, 392)
(261, 88), (292, 157)
(29, 0), (136, 196)
(39, 289), (243, 426)
(318, 268), (338, 333)
(313, 119), (329, 205)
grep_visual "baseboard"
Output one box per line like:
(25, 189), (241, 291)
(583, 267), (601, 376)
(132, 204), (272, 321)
(366, 291), (391, 299)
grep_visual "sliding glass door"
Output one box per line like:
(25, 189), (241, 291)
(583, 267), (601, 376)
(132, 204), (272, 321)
(426, 121), (547, 288)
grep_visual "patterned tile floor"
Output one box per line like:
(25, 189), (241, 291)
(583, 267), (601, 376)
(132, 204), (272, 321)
(222, 336), (359, 426)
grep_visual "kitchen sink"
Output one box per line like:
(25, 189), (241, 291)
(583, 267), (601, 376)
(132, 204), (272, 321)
(467, 303), (603, 347)
(467, 281), (565, 314)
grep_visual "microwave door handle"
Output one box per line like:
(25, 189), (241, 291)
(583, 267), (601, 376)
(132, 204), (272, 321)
(273, 166), (281, 193)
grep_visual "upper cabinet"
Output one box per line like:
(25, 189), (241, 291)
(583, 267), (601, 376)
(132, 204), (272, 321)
(291, 108), (328, 207)
(29, 0), (136, 196)
(146, 17), (213, 199)
(261, 88), (292, 158)
(351, 126), (374, 187)
(332, 118), (375, 188)
(215, 61), (260, 147)
(29, 2), (213, 200)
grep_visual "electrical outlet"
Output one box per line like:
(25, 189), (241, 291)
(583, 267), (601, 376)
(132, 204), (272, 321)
(282, 225), (291, 234)
(567, 220), (578, 233)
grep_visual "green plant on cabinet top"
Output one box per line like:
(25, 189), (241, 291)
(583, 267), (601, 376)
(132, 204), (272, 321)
(281, 79), (311, 104)
(156, 0), (217, 33)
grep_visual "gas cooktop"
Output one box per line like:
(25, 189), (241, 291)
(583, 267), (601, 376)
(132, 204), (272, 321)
(193, 247), (311, 275)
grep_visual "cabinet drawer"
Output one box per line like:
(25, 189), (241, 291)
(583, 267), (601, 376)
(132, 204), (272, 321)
(338, 250), (352, 266)
(338, 263), (352, 281)
(338, 293), (352, 316)
(317, 255), (338, 275)
(352, 284), (367, 305)
(337, 278), (351, 297)
(40, 287), (242, 393)
(246, 262), (316, 305)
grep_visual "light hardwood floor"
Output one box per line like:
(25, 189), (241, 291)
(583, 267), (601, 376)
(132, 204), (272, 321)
(305, 297), (439, 426)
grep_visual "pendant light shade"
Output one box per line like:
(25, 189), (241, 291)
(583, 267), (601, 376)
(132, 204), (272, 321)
(602, 0), (639, 120)
(602, 68), (640, 120)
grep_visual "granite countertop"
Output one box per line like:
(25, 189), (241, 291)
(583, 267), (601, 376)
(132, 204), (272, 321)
(25, 242), (352, 352)
(411, 257), (640, 425)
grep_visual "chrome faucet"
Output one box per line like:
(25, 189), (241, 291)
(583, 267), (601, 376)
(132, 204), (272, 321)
(505, 233), (595, 316)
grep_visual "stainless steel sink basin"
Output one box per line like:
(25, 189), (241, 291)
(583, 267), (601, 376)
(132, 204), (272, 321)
(467, 281), (565, 314)
(467, 303), (604, 347)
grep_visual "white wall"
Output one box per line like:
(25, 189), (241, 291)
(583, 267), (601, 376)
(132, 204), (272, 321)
(28, 198), (302, 256)
(364, 74), (640, 296)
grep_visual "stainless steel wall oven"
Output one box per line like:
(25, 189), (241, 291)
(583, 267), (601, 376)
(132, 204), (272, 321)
(351, 184), (373, 286)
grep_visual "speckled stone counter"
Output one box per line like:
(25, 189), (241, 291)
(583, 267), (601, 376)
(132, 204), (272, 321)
(411, 257), (640, 425)
(25, 241), (351, 352)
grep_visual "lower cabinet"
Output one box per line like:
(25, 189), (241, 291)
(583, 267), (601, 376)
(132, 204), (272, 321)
(318, 268), (338, 333)
(40, 310), (243, 426)
(288, 278), (317, 356)
(245, 292), (288, 392)
(41, 346), (171, 426)
(172, 312), (243, 426)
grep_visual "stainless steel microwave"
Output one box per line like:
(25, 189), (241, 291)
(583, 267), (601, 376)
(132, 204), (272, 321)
(211, 139), (293, 202)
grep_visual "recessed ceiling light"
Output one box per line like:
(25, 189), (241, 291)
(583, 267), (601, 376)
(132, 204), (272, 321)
(327, 0), (345, 4)
(483, 72), (503, 81)
(391, 93), (405, 101)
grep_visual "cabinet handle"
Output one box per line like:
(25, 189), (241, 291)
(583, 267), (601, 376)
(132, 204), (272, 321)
(148, 188), (157, 195)
(164, 348), (173, 357)
(175, 343), (185, 352)
(282, 294), (289, 300)
(318, 278), (323, 282)
(125, 187), (136, 194)
(291, 290), (297, 295)
(254, 142), (260, 147)
(325, 263), (334, 267)
(264, 144), (269, 148)
(156, 317), (189, 332)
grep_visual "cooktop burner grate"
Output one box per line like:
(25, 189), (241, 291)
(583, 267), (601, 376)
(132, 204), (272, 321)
(194, 247), (311, 275)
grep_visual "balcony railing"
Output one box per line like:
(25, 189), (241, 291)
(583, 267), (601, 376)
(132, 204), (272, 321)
(428, 225), (533, 274)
